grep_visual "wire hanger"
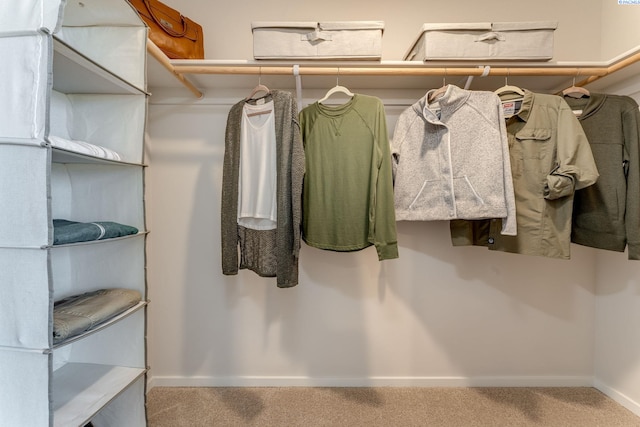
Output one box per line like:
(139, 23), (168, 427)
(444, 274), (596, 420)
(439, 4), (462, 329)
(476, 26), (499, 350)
(494, 69), (525, 97)
(245, 67), (271, 101)
(562, 71), (590, 99)
(318, 67), (355, 104)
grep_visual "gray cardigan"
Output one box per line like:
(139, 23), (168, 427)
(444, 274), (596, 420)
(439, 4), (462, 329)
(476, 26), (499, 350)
(221, 90), (305, 287)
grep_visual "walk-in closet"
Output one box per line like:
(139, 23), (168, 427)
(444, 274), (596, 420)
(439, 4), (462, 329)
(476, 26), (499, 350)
(2, 0), (640, 425)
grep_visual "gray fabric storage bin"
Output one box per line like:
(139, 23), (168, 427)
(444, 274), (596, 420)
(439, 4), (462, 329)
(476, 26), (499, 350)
(251, 21), (384, 60)
(404, 21), (558, 61)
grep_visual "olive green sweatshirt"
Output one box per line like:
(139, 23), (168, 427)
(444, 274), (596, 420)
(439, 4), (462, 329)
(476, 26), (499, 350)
(299, 94), (398, 260)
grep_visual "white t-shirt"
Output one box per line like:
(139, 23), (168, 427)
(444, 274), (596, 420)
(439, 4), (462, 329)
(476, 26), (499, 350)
(238, 100), (277, 230)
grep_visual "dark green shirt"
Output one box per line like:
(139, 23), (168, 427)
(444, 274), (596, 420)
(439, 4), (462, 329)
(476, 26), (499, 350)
(299, 94), (398, 260)
(565, 93), (640, 260)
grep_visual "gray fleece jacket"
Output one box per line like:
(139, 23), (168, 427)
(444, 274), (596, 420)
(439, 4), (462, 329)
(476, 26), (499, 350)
(391, 85), (517, 235)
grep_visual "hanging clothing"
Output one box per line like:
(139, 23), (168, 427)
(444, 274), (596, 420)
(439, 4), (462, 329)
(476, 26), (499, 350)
(298, 94), (398, 260)
(450, 90), (599, 259)
(391, 85), (517, 235)
(238, 100), (278, 230)
(221, 90), (305, 288)
(564, 93), (640, 260)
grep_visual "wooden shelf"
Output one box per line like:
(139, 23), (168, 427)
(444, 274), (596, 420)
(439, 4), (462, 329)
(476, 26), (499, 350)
(146, 40), (640, 96)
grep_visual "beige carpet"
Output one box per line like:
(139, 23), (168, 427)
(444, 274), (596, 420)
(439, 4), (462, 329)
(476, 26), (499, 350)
(146, 386), (640, 426)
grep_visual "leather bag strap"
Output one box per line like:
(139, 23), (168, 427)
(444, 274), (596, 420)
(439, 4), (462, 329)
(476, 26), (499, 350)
(143, 0), (188, 37)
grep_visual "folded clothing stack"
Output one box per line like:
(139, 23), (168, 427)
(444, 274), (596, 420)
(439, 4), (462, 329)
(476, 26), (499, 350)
(53, 219), (139, 245)
(53, 288), (142, 344)
(48, 135), (122, 161)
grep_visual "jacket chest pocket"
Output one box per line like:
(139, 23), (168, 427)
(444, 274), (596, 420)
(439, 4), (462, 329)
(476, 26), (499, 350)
(511, 128), (551, 177)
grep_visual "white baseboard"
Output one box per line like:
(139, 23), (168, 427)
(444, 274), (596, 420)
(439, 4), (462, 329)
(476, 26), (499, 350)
(146, 375), (640, 420)
(147, 375), (593, 390)
(593, 379), (640, 417)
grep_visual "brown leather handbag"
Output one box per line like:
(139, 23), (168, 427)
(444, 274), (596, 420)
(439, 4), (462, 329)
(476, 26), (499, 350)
(129, 0), (204, 59)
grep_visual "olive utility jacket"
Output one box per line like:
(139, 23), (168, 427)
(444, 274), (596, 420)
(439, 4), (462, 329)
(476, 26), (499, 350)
(451, 90), (599, 259)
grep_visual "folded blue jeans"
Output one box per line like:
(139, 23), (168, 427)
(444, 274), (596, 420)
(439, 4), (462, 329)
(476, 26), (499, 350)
(53, 219), (139, 245)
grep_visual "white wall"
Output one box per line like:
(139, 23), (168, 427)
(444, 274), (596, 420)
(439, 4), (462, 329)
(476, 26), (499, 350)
(600, 1), (640, 59)
(594, 250), (640, 415)
(146, 97), (597, 387)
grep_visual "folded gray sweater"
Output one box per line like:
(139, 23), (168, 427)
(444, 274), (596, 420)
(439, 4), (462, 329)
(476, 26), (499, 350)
(53, 288), (142, 344)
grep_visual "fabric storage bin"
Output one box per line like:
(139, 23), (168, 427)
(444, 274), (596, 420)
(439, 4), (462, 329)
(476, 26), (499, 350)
(404, 21), (558, 61)
(251, 21), (384, 60)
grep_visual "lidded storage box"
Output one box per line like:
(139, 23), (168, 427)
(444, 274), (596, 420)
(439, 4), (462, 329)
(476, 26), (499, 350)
(404, 21), (558, 61)
(251, 21), (384, 60)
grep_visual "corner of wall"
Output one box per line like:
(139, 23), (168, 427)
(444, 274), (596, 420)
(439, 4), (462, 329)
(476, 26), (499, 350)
(600, 0), (640, 60)
(593, 249), (640, 418)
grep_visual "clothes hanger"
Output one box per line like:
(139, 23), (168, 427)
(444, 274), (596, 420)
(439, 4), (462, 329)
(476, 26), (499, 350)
(562, 75), (590, 99)
(494, 71), (524, 119)
(245, 68), (272, 117)
(427, 70), (449, 103)
(245, 68), (271, 101)
(494, 70), (525, 97)
(246, 107), (273, 117)
(318, 68), (355, 104)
